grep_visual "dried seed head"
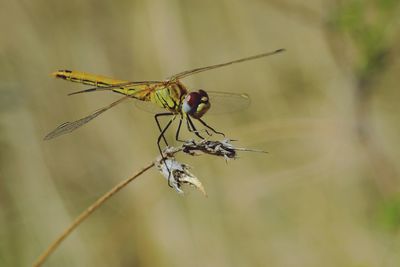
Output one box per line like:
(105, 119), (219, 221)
(155, 155), (206, 196)
(182, 139), (236, 159)
(182, 139), (266, 160)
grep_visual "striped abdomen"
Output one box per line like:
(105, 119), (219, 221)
(52, 70), (188, 113)
(52, 70), (152, 97)
(52, 70), (128, 87)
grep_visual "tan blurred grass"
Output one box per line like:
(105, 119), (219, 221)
(1, 0), (400, 266)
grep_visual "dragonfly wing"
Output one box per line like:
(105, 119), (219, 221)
(168, 49), (285, 80)
(206, 91), (251, 115)
(132, 91), (251, 115)
(133, 100), (166, 114)
(44, 95), (131, 140)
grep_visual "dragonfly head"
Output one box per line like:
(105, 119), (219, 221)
(182, 90), (210, 119)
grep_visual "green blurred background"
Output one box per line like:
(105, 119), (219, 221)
(1, 0), (400, 266)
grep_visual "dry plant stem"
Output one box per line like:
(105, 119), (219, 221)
(32, 162), (155, 267)
(33, 139), (259, 266)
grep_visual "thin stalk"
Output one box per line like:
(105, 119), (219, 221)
(32, 162), (155, 267)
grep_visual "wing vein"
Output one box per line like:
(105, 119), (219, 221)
(44, 95), (131, 140)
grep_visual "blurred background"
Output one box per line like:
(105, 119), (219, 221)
(1, 0), (400, 266)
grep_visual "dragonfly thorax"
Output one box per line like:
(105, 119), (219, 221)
(182, 89), (210, 119)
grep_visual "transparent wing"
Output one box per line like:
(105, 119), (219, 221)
(132, 91), (250, 115)
(134, 100), (166, 114)
(207, 91), (251, 115)
(134, 91), (251, 115)
(44, 95), (131, 140)
(168, 49), (285, 80)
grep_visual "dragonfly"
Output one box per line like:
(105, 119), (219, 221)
(44, 48), (285, 156)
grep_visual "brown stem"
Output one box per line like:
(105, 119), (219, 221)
(32, 162), (155, 267)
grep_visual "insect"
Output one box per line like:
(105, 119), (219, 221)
(44, 49), (285, 156)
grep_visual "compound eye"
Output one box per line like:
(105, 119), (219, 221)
(198, 90), (209, 101)
(183, 92), (201, 114)
(186, 92), (201, 106)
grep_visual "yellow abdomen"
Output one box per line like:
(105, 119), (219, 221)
(52, 70), (128, 87)
(52, 70), (188, 113)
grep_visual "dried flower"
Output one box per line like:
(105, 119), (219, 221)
(155, 153), (206, 196)
(155, 139), (266, 195)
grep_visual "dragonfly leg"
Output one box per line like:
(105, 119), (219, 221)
(197, 118), (225, 137)
(157, 115), (176, 156)
(154, 112), (174, 146)
(157, 115), (176, 187)
(175, 117), (185, 142)
(186, 116), (205, 139)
